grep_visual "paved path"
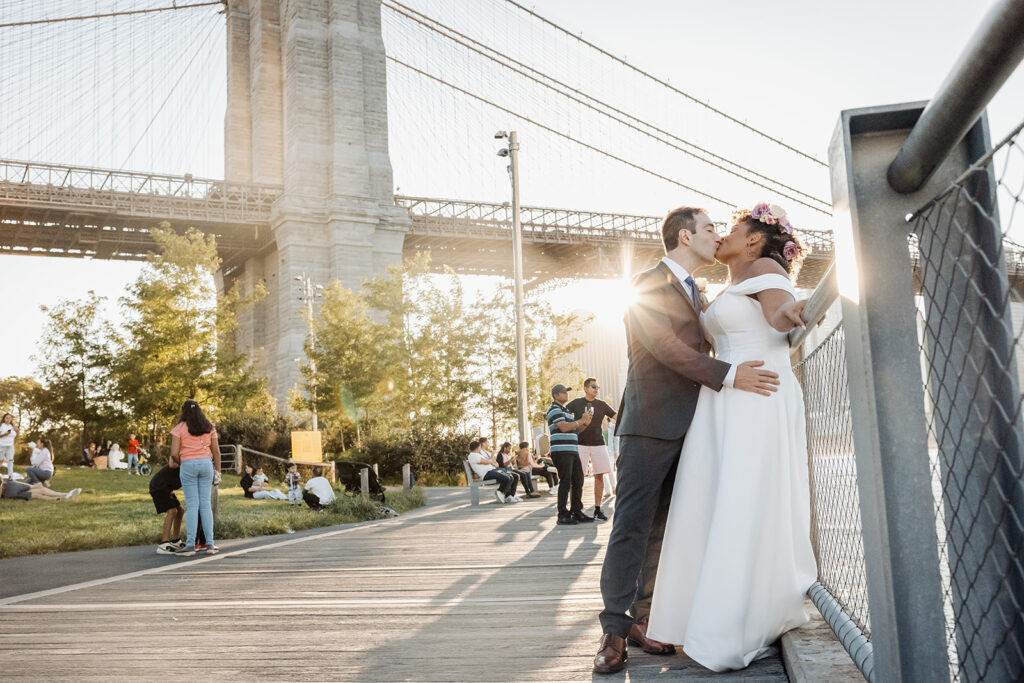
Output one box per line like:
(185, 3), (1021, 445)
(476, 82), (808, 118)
(0, 486), (789, 681)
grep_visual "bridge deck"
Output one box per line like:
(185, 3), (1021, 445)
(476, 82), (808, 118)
(0, 486), (791, 681)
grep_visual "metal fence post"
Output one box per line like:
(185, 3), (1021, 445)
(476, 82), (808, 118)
(360, 467), (370, 501)
(828, 103), (954, 682)
(912, 115), (1024, 682)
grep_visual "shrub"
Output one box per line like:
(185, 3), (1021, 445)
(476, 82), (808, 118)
(339, 431), (473, 485)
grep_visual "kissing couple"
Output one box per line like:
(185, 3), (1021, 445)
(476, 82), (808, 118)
(593, 203), (818, 673)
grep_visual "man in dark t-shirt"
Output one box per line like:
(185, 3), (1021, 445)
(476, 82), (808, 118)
(567, 377), (617, 521)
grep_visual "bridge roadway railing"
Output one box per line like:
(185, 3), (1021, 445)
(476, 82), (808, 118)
(0, 158), (281, 225)
(790, 3), (1024, 681)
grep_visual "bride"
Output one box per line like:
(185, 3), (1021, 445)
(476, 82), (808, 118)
(645, 203), (818, 671)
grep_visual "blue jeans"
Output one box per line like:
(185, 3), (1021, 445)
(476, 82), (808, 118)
(126, 452), (139, 471)
(180, 458), (214, 548)
(483, 469), (517, 497)
(25, 467), (53, 484)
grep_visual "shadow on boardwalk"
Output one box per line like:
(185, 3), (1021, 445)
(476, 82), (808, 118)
(0, 485), (787, 681)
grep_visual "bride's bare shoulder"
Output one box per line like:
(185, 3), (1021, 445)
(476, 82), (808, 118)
(748, 257), (788, 277)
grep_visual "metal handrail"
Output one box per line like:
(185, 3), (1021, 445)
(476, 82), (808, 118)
(886, 0), (1024, 193)
(789, 262), (837, 348)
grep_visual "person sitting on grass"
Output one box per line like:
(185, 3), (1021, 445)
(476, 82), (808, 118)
(81, 442), (97, 468)
(303, 466), (336, 510)
(25, 438), (54, 485)
(1, 479), (80, 501)
(285, 462), (303, 506)
(250, 466), (288, 500)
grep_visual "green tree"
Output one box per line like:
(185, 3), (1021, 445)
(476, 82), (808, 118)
(477, 285), (590, 434)
(362, 254), (482, 436)
(297, 280), (389, 449)
(112, 225), (263, 438)
(33, 292), (113, 446)
(0, 376), (46, 435)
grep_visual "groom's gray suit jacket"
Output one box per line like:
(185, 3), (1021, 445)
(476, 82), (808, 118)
(615, 260), (730, 441)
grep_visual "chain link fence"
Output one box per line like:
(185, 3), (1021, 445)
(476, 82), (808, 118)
(794, 325), (874, 678)
(910, 119), (1024, 682)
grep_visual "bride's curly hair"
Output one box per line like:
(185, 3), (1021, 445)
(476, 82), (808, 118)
(731, 206), (806, 275)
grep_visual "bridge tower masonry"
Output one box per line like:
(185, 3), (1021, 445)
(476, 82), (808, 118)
(223, 0), (409, 407)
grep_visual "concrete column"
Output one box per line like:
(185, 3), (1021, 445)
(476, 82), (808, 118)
(249, 0), (285, 185)
(228, 0), (408, 406)
(225, 0), (253, 181)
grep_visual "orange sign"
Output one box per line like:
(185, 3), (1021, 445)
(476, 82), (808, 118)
(291, 431), (323, 463)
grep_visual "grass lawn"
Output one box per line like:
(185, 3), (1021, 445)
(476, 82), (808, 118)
(0, 467), (427, 559)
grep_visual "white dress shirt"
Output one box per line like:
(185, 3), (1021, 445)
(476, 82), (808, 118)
(660, 257), (736, 389)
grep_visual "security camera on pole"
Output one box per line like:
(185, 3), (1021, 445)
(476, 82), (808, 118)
(496, 130), (529, 445)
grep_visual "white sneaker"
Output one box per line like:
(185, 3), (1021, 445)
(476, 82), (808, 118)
(548, 485), (559, 496)
(511, 496), (524, 503)
(494, 489), (506, 504)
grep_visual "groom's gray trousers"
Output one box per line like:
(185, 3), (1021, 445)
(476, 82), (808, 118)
(599, 432), (684, 638)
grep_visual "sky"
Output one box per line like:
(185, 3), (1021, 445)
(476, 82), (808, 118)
(1, 0), (1023, 378)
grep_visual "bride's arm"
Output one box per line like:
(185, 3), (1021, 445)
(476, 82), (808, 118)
(748, 258), (807, 332)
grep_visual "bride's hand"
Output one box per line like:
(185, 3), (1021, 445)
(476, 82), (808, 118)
(779, 299), (807, 329)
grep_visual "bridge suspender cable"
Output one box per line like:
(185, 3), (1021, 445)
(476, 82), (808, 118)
(0, 1), (224, 29)
(382, 0), (832, 215)
(500, 0), (828, 167)
(387, 55), (738, 210)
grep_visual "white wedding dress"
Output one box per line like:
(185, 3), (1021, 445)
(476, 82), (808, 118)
(645, 273), (817, 671)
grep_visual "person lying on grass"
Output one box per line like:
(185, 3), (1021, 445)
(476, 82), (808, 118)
(1, 479), (80, 501)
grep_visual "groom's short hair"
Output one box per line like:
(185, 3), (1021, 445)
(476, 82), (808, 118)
(661, 206), (707, 252)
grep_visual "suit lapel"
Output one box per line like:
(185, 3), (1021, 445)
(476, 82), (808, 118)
(657, 260), (700, 314)
(656, 261), (716, 349)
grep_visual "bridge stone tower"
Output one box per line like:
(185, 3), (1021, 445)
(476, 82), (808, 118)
(223, 0), (409, 407)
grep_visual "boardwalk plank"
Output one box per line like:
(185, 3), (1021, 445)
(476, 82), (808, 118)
(0, 487), (789, 681)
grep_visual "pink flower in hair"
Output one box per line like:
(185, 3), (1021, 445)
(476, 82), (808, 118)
(779, 217), (793, 234)
(783, 241), (800, 261)
(751, 202), (771, 220)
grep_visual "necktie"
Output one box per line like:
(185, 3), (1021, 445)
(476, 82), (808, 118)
(684, 275), (701, 311)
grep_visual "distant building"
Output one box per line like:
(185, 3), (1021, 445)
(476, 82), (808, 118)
(566, 310), (628, 409)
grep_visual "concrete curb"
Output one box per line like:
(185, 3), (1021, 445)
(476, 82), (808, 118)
(782, 598), (867, 682)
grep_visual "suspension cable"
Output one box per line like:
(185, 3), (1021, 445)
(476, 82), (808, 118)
(388, 55), (738, 210)
(0, 1), (224, 29)
(500, 0), (828, 167)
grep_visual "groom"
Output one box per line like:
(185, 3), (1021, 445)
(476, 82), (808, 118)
(593, 207), (781, 673)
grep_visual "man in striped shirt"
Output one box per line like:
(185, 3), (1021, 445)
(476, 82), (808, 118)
(547, 384), (594, 525)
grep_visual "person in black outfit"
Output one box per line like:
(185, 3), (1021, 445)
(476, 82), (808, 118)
(239, 463), (256, 499)
(567, 378), (618, 521)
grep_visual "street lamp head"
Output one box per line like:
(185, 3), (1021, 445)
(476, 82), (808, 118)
(497, 148), (509, 157)
(293, 275), (302, 281)
(494, 130), (508, 139)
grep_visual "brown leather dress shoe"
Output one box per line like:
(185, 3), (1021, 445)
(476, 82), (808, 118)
(627, 621), (676, 655)
(593, 633), (628, 674)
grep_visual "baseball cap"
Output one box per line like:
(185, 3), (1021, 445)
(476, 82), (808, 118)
(551, 384), (572, 396)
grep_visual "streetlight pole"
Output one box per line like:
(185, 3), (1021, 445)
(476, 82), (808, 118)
(295, 273), (320, 431)
(497, 130), (529, 445)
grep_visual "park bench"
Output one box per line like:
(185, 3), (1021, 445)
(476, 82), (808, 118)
(462, 459), (554, 506)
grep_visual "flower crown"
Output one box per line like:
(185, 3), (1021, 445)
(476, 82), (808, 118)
(749, 202), (800, 261)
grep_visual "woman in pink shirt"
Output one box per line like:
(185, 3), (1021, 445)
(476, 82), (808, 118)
(168, 400), (221, 556)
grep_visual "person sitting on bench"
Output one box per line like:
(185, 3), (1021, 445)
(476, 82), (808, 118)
(468, 440), (519, 504)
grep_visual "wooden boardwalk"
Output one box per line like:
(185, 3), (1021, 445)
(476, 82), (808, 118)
(0, 487), (790, 681)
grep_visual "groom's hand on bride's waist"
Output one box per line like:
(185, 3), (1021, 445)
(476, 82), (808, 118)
(733, 361), (780, 397)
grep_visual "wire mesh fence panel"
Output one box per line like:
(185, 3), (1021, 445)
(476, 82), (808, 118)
(794, 324), (871, 638)
(911, 118), (1024, 683)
